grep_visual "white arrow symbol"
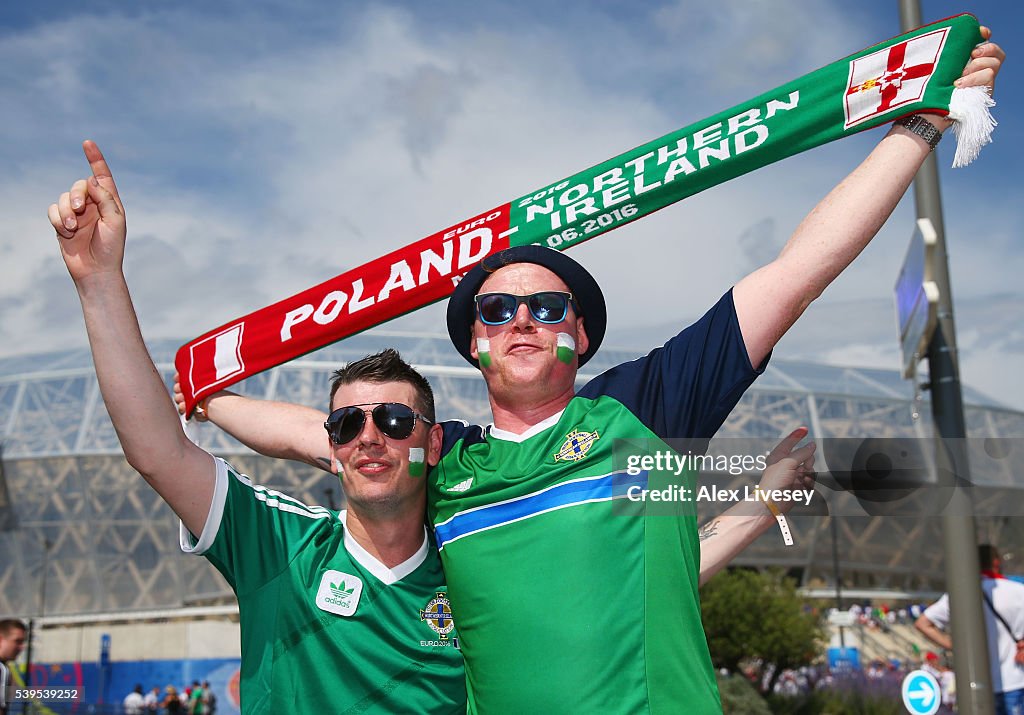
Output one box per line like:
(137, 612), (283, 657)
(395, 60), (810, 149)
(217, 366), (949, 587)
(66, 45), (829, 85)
(908, 684), (936, 708)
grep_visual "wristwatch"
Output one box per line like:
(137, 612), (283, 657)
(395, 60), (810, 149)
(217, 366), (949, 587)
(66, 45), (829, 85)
(895, 115), (942, 151)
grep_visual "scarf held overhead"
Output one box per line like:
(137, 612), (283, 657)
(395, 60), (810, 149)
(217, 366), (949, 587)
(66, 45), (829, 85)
(176, 14), (994, 414)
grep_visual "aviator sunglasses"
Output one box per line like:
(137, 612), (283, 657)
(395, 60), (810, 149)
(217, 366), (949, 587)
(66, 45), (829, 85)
(475, 291), (576, 326)
(324, 403), (433, 445)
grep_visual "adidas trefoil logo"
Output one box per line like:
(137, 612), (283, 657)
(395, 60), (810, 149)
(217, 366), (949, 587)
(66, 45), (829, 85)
(330, 581), (355, 599)
(316, 570), (362, 617)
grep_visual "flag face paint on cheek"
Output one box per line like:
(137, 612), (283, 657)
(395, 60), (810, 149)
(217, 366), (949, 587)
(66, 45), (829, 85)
(476, 338), (492, 368)
(556, 333), (576, 364)
(409, 447), (425, 477)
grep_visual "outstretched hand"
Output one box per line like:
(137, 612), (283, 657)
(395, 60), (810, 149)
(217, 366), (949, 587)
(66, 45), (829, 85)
(957, 27), (1004, 93)
(759, 427), (816, 515)
(47, 140), (126, 282)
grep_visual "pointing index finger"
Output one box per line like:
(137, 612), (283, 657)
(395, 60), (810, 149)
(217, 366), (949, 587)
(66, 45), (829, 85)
(82, 139), (122, 207)
(766, 426), (809, 464)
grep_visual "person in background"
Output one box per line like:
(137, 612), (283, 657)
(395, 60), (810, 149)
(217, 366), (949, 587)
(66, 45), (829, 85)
(916, 544), (1024, 715)
(201, 680), (216, 715)
(163, 686), (183, 714)
(123, 684), (145, 715)
(188, 680), (204, 715)
(144, 686), (160, 713)
(0, 620), (27, 715)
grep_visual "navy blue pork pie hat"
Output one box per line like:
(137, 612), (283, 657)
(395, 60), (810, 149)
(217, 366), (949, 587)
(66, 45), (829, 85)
(446, 245), (607, 368)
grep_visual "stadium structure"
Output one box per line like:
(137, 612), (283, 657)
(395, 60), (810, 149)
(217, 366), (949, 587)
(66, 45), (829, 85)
(1, 331), (1022, 709)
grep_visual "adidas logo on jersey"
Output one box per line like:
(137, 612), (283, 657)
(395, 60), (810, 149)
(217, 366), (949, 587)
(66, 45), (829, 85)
(315, 570), (363, 617)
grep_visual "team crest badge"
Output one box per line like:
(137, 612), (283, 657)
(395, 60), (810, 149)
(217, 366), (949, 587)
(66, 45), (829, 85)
(420, 592), (456, 640)
(554, 429), (600, 462)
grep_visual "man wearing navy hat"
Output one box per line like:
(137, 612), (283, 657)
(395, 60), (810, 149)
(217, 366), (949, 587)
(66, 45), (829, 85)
(434, 244), (800, 713)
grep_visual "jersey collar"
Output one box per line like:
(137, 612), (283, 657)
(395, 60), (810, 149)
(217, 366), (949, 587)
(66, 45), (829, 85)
(488, 409), (565, 443)
(339, 510), (429, 585)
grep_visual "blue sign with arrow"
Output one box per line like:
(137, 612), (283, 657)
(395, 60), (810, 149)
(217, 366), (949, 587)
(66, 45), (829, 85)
(902, 669), (941, 715)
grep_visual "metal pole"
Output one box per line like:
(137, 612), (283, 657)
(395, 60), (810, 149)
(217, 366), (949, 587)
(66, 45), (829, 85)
(897, 2), (994, 713)
(20, 539), (50, 715)
(20, 619), (34, 715)
(830, 513), (845, 648)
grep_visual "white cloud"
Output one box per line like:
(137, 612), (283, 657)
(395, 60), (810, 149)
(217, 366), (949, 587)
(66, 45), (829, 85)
(1, 0), (1020, 414)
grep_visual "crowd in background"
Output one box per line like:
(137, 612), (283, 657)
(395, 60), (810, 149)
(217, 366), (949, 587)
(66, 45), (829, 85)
(122, 680), (216, 715)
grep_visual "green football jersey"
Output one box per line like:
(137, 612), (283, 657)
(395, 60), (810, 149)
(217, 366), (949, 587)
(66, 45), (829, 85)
(429, 292), (761, 713)
(431, 398), (714, 714)
(183, 458), (466, 714)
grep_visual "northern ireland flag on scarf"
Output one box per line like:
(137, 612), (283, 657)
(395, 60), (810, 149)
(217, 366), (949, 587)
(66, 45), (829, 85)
(846, 27), (951, 127)
(176, 14), (995, 415)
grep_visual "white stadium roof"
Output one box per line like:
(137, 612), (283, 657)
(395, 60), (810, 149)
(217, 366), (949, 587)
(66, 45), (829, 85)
(1, 332), (1022, 618)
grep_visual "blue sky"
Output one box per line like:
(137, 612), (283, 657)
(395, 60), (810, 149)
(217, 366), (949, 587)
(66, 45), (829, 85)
(2, 0), (1021, 411)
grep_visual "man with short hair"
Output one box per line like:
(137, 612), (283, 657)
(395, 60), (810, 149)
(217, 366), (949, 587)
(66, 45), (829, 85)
(187, 681), (204, 715)
(0, 619), (27, 715)
(916, 544), (1024, 715)
(47, 145), (465, 714)
(124, 684), (146, 715)
(200, 681), (216, 715)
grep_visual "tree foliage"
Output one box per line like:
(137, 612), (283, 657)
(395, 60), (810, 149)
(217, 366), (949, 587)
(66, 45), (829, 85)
(717, 672), (772, 715)
(701, 568), (823, 694)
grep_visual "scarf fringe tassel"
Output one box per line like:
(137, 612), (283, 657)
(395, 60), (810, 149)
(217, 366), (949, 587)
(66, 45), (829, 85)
(949, 85), (997, 168)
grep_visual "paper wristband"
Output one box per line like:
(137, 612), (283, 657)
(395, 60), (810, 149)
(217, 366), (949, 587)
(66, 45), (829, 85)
(765, 499), (794, 546)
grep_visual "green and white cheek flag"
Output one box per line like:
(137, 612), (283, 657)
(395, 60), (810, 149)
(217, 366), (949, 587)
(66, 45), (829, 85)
(476, 339), (492, 369)
(409, 448), (426, 478)
(176, 14), (994, 414)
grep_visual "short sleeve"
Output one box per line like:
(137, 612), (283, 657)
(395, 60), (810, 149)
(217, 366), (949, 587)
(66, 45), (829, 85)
(923, 594), (951, 630)
(578, 289), (766, 439)
(179, 457), (335, 595)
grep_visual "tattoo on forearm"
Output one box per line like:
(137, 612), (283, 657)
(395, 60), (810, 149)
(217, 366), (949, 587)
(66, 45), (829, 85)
(699, 520), (720, 542)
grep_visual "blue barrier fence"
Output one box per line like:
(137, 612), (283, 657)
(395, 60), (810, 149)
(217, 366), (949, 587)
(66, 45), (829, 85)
(16, 657), (241, 714)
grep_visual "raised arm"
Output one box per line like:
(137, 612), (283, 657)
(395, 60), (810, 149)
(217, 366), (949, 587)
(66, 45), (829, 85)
(698, 428), (816, 586)
(48, 141), (214, 535)
(174, 379), (332, 473)
(914, 610), (953, 651)
(734, 31), (1005, 367)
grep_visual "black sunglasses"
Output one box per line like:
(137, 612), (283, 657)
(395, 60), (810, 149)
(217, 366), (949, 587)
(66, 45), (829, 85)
(324, 403), (433, 445)
(475, 291), (575, 326)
